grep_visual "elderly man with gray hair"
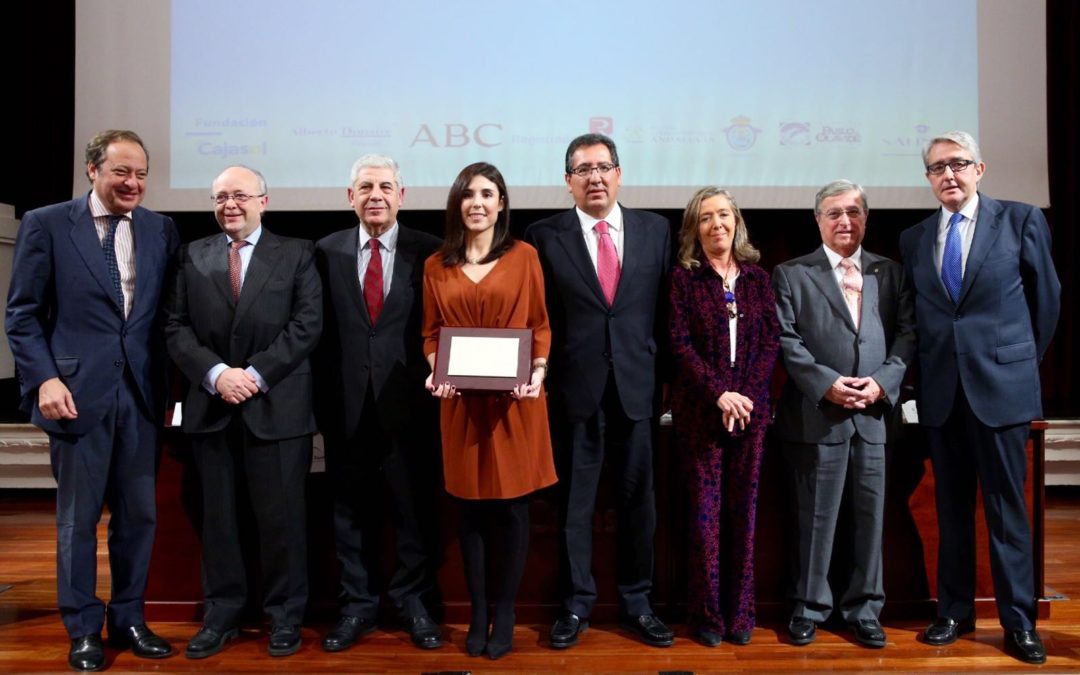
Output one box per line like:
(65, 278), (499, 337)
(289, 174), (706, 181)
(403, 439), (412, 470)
(772, 179), (915, 649)
(313, 154), (444, 652)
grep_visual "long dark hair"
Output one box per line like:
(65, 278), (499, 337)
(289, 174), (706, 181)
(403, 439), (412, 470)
(440, 162), (514, 266)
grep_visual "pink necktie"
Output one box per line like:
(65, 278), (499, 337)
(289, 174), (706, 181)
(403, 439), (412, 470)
(364, 240), (384, 323)
(229, 240), (249, 303)
(594, 220), (620, 305)
(839, 257), (862, 329)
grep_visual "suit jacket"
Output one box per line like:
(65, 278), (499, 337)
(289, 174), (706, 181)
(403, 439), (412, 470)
(898, 193), (1060, 428)
(314, 224), (441, 437)
(5, 194), (179, 435)
(164, 227), (322, 441)
(525, 206), (672, 423)
(772, 247), (915, 445)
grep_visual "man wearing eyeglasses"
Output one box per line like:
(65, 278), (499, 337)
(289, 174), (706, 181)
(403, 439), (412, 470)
(165, 165), (322, 659)
(525, 133), (675, 649)
(772, 180), (915, 649)
(6, 130), (179, 672)
(899, 131), (1060, 664)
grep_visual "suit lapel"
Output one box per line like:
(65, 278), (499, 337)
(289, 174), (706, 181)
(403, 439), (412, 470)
(194, 235), (233, 306)
(127, 209), (162, 322)
(234, 229), (279, 322)
(67, 199), (122, 311)
(617, 209), (641, 306)
(915, 214), (949, 304)
(860, 252), (882, 329)
(554, 210), (607, 305)
(385, 228), (419, 323)
(806, 250), (856, 331)
(956, 193), (1002, 306)
(333, 227), (370, 326)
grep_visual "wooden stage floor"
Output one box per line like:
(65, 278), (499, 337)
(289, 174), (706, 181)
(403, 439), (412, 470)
(2, 488), (1080, 673)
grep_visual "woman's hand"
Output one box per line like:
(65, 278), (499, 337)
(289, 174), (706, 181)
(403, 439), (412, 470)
(426, 372), (457, 399)
(511, 368), (544, 399)
(716, 390), (753, 432)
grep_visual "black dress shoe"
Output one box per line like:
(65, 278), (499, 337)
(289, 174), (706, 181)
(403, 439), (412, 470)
(184, 625), (239, 659)
(268, 624), (302, 657)
(788, 616), (816, 645)
(922, 616), (975, 646)
(403, 615), (442, 649)
(69, 633), (105, 672)
(1005, 629), (1046, 664)
(850, 619), (886, 648)
(550, 611), (588, 649)
(694, 628), (723, 647)
(621, 614), (675, 647)
(108, 624), (173, 658)
(322, 616), (376, 652)
(726, 630), (752, 645)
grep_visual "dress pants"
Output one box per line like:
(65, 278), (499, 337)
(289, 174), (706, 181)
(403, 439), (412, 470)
(927, 386), (1036, 631)
(325, 396), (439, 620)
(555, 371), (656, 618)
(49, 373), (158, 638)
(191, 418), (311, 629)
(786, 434), (885, 623)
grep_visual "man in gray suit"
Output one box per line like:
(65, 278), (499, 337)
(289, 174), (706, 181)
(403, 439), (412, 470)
(772, 180), (914, 648)
(165, 165), (322, 659)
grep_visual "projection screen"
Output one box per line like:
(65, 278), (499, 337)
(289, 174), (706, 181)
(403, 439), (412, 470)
(74, 0), (1048, 210)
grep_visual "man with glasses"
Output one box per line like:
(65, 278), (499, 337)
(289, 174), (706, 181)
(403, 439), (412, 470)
(6, 130), (179, 671)
(165, 165), (322, 659)
(899, 131), (1060, 664)
(772, 179), (914, 649)
(525, 133), (674, 649)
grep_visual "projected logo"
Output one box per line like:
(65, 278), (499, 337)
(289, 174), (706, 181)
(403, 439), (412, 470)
(590, 117), (614, 135)
(410, 124), (502, 148)
(880, 123), (934, 155)
(816, 126), (861, 143)
(723, 116), (761, 151)
(779, 122), (811, 146)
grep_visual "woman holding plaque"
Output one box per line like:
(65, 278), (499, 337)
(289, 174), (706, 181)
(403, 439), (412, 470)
(668, 187), (779, 647)
(423, 162), (556, 659)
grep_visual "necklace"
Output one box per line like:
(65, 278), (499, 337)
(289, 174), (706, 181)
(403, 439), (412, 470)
(712, 260), (738, 319)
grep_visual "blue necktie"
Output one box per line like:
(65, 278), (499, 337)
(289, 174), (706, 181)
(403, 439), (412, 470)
(102, 215), (125, 310)
(941, 211), (963, 303)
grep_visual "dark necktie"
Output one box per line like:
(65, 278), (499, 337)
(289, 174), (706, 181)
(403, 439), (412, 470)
(364, 240), (384, 323)
(594, 220), (621, 305)
(941, 211), (964, 303)
(102, 215), (125, 311)
(229, 240), (249, 302)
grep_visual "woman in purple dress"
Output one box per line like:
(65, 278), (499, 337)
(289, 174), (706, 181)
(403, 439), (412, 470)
(668, 187), (779, 646)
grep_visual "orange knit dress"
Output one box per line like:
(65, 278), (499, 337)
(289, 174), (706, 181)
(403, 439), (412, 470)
(422, 241), (557, 500)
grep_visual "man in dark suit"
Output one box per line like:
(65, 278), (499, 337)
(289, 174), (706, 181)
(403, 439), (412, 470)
(5, 129), (178, 671)
(164, 165), (322, 659)
(313, 155), (443, 651)
(899, 131), (1060, 664)
(525, 133), (674, 648)
(772, 180), (915, 649)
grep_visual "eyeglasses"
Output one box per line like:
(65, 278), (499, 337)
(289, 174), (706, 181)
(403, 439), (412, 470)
(925, 159), (976, 176)
(212, 192), (265, 205)
(568, 163), (618, 178)
(821, 207), (865, 221)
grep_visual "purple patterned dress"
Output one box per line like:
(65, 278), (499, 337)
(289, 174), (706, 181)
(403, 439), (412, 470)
(668, 259), (779, 636)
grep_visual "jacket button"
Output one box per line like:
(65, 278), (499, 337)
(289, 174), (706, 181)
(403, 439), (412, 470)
(369, 330), (376, 338)
(114, 360), (123, 367)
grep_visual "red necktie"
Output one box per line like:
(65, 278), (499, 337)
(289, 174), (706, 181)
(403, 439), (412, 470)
(364, 240), (384, 323)
(595, 220), (621, 305)
(229, 240), (249, 303)
(839, 257), (862, 329)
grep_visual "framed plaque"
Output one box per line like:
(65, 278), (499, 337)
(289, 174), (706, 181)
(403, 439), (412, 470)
(434, 327), (533, 392)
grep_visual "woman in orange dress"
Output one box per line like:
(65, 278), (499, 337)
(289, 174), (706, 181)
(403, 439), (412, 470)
(423, 162), (556, 659)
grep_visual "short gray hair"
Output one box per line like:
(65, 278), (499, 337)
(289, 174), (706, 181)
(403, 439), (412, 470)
(922, 130), (982, 166)
(350, 154), (403, 189)
(814, 179), (867, 214)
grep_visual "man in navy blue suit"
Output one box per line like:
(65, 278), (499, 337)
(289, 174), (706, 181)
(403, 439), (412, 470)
(899, 131), (1060, 665)
(5, 130), (179, 671)
(525, 133), (674, 649)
